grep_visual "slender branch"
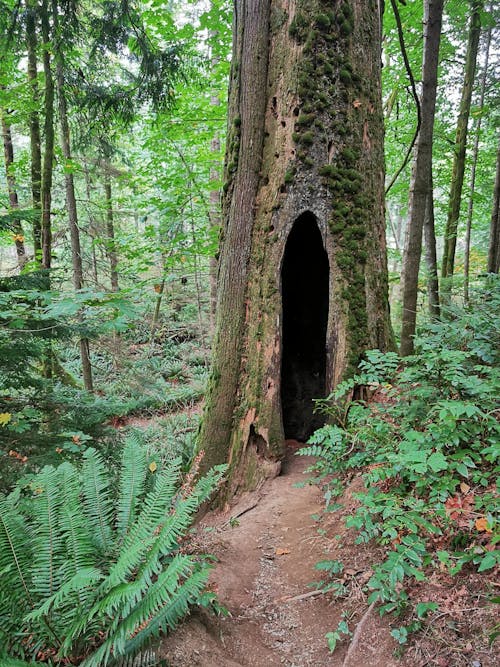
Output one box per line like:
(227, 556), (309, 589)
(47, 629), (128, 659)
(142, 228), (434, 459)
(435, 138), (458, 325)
(385, 0), (422, 195)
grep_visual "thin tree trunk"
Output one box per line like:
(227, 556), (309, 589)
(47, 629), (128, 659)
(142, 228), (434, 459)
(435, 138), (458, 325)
(54, 17), (93, 391)
(208, 28), (221, 331)
(487, 138), (500, 273)
(441, 0), (483, 283)
(25, 0), (42, 262)
(423, 173), (440, 317)
(400, 0), (443, 356)
(84, 165), (99, 284)
(41, 0), (54, 270)
(104, 170), (119, 292)
(1, 114), (27, 268)
(464, 16), (492, 301)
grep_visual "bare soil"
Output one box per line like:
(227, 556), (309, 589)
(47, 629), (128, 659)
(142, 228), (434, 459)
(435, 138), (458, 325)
(159, 442), (499, 667)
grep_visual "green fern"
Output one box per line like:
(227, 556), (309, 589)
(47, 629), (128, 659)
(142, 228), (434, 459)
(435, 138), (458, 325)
(0, 436), (226, 665)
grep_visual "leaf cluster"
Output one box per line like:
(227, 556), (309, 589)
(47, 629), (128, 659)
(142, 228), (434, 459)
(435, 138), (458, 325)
(303, 276), (500, 639)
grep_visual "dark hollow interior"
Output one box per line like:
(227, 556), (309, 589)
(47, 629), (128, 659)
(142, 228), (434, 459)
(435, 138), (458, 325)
(281, 213), (329, 442)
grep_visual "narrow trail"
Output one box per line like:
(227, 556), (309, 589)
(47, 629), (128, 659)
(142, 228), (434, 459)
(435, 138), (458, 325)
(159, 442), (401, 667)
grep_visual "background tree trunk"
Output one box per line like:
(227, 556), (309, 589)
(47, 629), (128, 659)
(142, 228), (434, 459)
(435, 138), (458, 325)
(400, 0), (443, 356)
(423, 176), (440, 317)
(104, 170), (119, 292)
(26, 0), (42, 263)
(487, 138), (500, 273)
(441, 0), (482, 283)
(41, 0), (54, 271)
(55, 29), (93, 392)
(464, 16), (492, 301)
(199, 0), (393, 500)
(2, 114), (27, 268)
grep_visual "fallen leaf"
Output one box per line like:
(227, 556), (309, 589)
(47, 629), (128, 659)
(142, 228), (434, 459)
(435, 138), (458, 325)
(353, 99), (362, 109)
(475, 517), (492, 533)
(149, 461), (157, 473)
(460, 482), (471, 494)
(275, 548), (290, 556)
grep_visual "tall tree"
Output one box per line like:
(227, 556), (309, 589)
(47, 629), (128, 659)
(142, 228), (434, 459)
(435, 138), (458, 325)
(400, 0), (444, 357)
(199, 0), (393, 498)
(1, 112), (27, 267)
(53, 0), (93, 391)
(487, 138), (500, 273)
(463, 13), (492, 300)
(25, 0), (42, 262)
(40, 0), (54, 270)
(441, 0), (483, 283)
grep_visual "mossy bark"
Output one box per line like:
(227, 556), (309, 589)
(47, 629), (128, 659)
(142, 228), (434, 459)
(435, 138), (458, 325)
(199, 0), (393, 502)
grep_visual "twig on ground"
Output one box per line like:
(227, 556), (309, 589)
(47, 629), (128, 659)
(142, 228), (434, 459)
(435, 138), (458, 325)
(279, 589), (324, 603)
(342, 601), (375, 667)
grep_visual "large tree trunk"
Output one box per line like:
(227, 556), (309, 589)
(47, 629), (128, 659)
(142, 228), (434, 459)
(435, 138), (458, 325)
(55, 32), (93, 392)
(441, 0), (482, 283)
(26, 0), (42, 262)
(199, 0), (393, 499)
(487, 138), (500, 273)
(400, 0), (443, 356)
(1, 114), (27, 268)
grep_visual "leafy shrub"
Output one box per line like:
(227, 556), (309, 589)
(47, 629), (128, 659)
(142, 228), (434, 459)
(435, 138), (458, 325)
(0, 436), (225, 665)
(302, 278), (500, 636)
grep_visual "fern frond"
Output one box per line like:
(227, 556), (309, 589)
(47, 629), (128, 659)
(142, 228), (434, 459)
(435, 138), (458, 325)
(121, 459), (183, 554)
(0, 659), (47, 666)
(123, 566), (210, 654)
(82, 448), (114, 553)
(28, 466), (66, 601)
(0, 494), (33, 613)
(82, 558), (209, 667)
(116, 435), (148, 540)
(24, 567), (102, 624)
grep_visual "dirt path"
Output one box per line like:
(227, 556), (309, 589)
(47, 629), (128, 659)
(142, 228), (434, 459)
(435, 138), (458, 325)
(159, 442), (402, 667)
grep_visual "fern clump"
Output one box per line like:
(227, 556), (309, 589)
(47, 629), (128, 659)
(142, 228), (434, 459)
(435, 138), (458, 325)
(0, 436), (225, 665)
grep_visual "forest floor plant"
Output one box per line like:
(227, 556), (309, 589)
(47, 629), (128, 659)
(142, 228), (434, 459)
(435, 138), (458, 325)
(0, 435), (226, 666)
(299, 276), (499, 653)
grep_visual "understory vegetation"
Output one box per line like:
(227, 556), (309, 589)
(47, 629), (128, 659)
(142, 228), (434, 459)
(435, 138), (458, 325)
(300, 276), (499, 650)
(0, 437), (225, 666)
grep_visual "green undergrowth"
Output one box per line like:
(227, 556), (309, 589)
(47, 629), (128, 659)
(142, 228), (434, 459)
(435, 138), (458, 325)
(0, 435), (226, 666)
(300, 277), (500, 647)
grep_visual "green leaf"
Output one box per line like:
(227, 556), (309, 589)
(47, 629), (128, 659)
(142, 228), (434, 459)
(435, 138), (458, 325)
(427, 451), (448, 472)
(478, 552), (499, 572)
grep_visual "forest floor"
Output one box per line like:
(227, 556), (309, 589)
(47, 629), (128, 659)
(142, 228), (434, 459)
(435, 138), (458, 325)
(158, 441), (499, 667)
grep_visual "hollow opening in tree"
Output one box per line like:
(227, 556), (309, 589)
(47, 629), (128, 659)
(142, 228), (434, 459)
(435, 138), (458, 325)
(281, 212), (329, 442)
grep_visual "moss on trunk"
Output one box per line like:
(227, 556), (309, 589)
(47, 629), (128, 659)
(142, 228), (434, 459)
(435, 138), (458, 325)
(199, 0), (393, 502)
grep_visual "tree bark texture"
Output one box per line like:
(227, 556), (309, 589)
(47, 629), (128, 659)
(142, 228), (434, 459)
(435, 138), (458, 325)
(41, 0), (54, 270)
(441, 0), (482, 281)
(104, 171), (119, 292)
(423, 176), (440, 318)
(1, 114), (27, 267)
(464, 15), (492, 300)
(487, 138), (500, 273)
(55, 39), (93, 392)
(199, 0), (393, 499)
(26, 0), (42, 261)
(400, 0), (443, 356)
